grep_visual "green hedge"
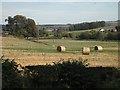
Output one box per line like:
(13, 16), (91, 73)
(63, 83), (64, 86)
(2, 57), (120, 89)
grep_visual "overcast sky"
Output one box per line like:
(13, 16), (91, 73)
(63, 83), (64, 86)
(1, 2), (118, 24)
(1, 0), (120, 2)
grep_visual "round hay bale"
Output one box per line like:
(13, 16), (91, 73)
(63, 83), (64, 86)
(82, 47), (90, 55)
(94, 46), (103, 51)
(57, 46), (66, 52)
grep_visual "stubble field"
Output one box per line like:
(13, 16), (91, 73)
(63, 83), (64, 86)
(2, 36), (119, 67)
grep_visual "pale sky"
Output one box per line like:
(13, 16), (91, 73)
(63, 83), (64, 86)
(1, 2), (118, 24)
(1, 0), (120, 2)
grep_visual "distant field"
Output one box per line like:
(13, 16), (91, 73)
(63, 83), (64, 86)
(2, 36), (119, 67)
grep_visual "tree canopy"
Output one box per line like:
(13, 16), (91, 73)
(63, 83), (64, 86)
(5, 15), (39, 38)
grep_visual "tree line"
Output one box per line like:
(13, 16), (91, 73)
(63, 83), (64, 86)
(76, 30), (120, 40)
(4, 15), (120, 40)
(69, 21), (105, 31)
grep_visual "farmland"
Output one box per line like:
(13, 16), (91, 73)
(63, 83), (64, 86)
(67, 26), (114, 35)
(2, 36), (119, 67)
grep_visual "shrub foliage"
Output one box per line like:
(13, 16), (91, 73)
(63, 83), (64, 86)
(1, 57), (120, 89)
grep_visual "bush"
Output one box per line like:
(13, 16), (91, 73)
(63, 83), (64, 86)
(53, 58), (90, 88)
(77, 32), (91, 39)
(24, 65), (58, 88)
(2, 57), (120, 89)
(107, 32), (119, 40)
(1, 57), (23, 88)
(24, 58), (120, 89)
(24, 58), (89, 88)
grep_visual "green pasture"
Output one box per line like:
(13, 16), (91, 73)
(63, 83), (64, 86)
(2, 36), (119, 53)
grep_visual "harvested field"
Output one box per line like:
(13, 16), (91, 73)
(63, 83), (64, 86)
(2, 36), (119, 67)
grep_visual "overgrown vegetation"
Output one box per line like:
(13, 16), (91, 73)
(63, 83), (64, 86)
(2, 57), (23, 88)
(2, 57), (120, 89)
